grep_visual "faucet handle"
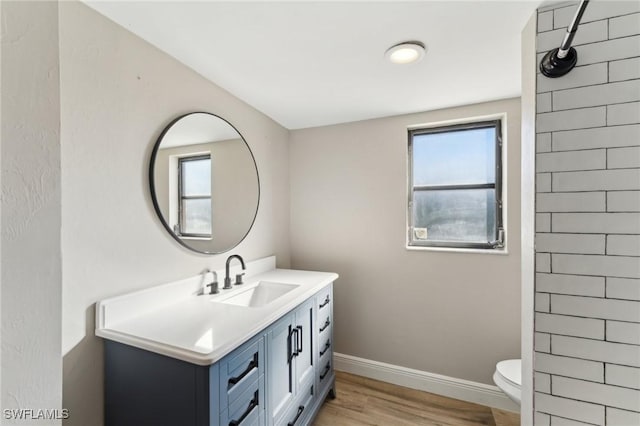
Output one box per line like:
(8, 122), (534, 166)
(235, 273), (245, 285)
(206, 280), (219, 295)
(204, 270), (219, 295)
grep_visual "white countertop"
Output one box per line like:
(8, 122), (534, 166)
(96, 257), (338, 365)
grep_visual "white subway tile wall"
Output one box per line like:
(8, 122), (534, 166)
(609, 57), (640, 82)
(607, 191), (640, 212)
(536, 273), (605, 297)
(605, 364), (640, 389)
(536, 332), (552, 353)
(606, 277), (640, 301)
(537, 20), (608, 53)
(551, 416), (600, 426)
(552, 124), (640, 151)
(537, 62), (608, 93)
(535, 4), (640, 424)
(607, 103), (640, 127)
(606, 408), (640, 426)
(535, 352), (604, 382)
(536, 372), (552, 393)
(537, 192), (606, 213)
(538, 133), (553, 152)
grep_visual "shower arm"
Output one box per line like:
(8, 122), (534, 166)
(540, 0), (590, 78)
(557, 0), (590, 59)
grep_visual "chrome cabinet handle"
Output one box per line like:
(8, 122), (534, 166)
(228, 390), (258, 426)
(287, 405), (305, 426)
(228, 353), (258, 388)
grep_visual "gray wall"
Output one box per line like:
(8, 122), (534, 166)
(290, 98), (522, 385)
(59, 2), (290, 425)
(534, 2), (640, 425)
(1, 1), (63, 423)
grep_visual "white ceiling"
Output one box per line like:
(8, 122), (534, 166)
(85, 1), (541, 129)
(161, 113), (242, 148)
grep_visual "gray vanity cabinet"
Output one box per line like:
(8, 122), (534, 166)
(104, 283), (334, 426)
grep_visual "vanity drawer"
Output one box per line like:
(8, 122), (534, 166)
(220, 376), (265, 426)
(281, 381), (314, 426)
(218, 335), (265, 408)
(318, 334), (332, 366)
(318, 314), (332, 338)
(316, 286), (332, 314)
(318, 359), (332, 387)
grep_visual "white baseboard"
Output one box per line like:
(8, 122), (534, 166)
(333, 352), (520, 413)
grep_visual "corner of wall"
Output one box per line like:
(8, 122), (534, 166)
(520, 10), (537, 426)
(1, 0), (63, 421)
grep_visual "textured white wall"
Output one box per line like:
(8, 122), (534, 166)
(290, 98), (522, 385)
(1, 0), (3, 415)
(59, 2), (290, 425)
(1, 1), (63, 424)
(533, 2), (640, 425)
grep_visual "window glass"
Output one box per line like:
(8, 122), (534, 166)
(412, 127), (495, 186)
(412, 189), (496, 243)
(408, 120), (503, 249)
(181, 158), (211, 196)
(182, 199), (212, 235)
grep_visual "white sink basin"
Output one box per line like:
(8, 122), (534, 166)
(217, 281), (299, 308)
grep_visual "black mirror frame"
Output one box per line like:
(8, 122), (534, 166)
(148, 112), (260, 254)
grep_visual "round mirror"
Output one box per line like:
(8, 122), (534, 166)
(149, 112), (259, 254)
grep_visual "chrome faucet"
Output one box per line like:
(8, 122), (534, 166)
(204, 269), (219, 295)
(224, 254), (246, 289)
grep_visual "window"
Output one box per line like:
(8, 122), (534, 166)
(408, 120), (504, 250)
(178, 154), (212, 238)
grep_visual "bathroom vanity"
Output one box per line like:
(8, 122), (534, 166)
(96, 256), (337, 426)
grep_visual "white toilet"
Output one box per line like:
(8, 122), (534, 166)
(493, 359), (521, 405)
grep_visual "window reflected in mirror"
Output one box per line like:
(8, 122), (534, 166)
(178, 154), (212, 238)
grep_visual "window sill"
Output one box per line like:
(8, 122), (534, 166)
(180, 236), (213, 241)
(405, 245), (509, 255)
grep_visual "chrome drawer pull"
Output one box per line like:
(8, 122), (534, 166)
(319, 340), (331, 357)
(228, 390), (258, 426)
(228, 353), (258, 388)
(319, 296), (330, 309)
(319, 318), (331, 333)
(319, 363), (331, 380)
(287, 405), (305, 426)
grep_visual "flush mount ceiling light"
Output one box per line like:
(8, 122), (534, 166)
(385, 41), (426, 64)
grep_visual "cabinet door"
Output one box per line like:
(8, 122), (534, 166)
(266, 312), (295, 425)
(293, 299), (314, 391)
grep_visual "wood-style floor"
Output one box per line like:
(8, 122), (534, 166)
(313, 372), (520, 426)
